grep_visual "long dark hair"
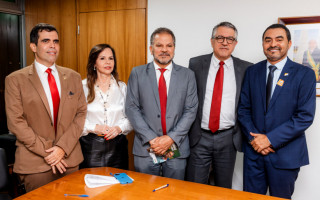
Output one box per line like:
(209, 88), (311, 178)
(86, 44), (119, 103)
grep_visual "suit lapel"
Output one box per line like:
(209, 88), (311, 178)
(268, 59), (293, 110)
(199, 54), (212, 114)
(147, 63), (161, 111)
(28, 64), (52, 122)
(258, 61), (268, 113)
(56, 66), (68, 128)
(233, 57), (243, 110)
(167, 62), (179, 112)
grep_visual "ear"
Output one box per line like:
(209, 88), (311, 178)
(149, 45), (153, 55)
(30, 43), (37, 53)
(288, 40), (292, 49)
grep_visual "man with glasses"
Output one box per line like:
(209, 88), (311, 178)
(186, 22), (252, 188)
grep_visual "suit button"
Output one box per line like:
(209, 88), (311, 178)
(157, 115), (160, 118)
(159, 129), (162, 132)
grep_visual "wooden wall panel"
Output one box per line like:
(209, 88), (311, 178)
(79, 0), (146, 12)
(25, 0), (77, 71)
(78, 9), (146, 82)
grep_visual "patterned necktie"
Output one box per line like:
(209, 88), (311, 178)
(266, 65), (277, 110)
(158, 68), (167, 135)
(46, 68), (60, 132)
(209, 61), (224, 133)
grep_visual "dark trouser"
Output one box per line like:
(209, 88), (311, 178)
(80, 133), (128, 170)
(244, 154), (300, 199)
(186, 128), (236, 188)
(19, 166), (78, 192)
(134, 155), (186, 180)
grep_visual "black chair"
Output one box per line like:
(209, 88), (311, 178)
(0, 148), (12, 200)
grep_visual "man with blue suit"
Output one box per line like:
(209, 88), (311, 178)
(238, 24), (316, 199)
(125, 27), (198, 180)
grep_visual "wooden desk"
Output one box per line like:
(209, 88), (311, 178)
(15, 167), (285, 200)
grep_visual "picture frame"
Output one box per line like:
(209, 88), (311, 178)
(279, 16), (320, 96)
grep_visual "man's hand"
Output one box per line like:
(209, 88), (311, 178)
(45, 146), (66, 166)
(250, 132), (272, 153)
(51, 159), (68, 174)
(260, 147), (275, 156)
(150, 135), (174, 155)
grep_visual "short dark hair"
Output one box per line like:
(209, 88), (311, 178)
(30, 23), (58, 45)
(211, 21), (238, 40)
(262, 24), (291, 41)
(150, 27), (176, 46)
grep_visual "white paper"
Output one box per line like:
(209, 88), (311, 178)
(84, 174), (120, 188)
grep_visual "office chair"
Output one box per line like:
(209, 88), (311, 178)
(0, 148), (12, 200)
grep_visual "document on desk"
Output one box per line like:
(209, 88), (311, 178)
(84, 174), (120, 188)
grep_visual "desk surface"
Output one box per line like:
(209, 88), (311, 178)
(15, 167), (285, 200)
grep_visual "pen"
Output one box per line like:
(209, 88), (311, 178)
(152, 184), (169, 192)
(64, 194), (89, 197)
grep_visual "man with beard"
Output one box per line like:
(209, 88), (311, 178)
(238, 24), (316, 199)
(125, 27), (198, 180)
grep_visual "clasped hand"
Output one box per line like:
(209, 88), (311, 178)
(44, 146), (67, 174)
(94, 124), (122, 140)
(250, 132), (275, 155)
(149, 135), (174, 155)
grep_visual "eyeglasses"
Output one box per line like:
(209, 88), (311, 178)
(214, 36), (236, 44)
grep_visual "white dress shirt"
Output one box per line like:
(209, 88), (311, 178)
(266, 57), (287, 98)
(201, 55), (237, 130)
(154, 61), (173, 94)
(34, 60), (61, 122)
(82, 77), (132, 136)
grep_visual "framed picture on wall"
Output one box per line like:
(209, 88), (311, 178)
(279, 16), (320, 96)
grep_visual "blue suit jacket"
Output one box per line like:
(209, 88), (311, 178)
(238, 58), (316, 169)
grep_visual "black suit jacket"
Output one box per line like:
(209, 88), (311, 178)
(188, 53), (252, 151)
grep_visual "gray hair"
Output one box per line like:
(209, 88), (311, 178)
(150, 27), (176, 46)
(211, 21), (238, 40)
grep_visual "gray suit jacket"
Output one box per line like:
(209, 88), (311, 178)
(125, 62), (198, 158)
(188, 54), (252, 151)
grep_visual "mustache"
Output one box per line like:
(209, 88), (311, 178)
(268, 46), (281, 51)
(159, 53), (170, 56)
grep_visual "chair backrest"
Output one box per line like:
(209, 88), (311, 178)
(0, 148), (9, 190)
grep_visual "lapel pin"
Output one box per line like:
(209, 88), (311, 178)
(277, 79), (284, 86)
(284, 73), (289, 76)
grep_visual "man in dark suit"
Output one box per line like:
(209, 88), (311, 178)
(238, 24), (316, 199)
(5, 23), (87, 192)
(125, 27), (198, 180)
(186, 22), (252, 188)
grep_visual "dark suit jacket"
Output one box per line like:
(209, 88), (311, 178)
(188, 53), (252, 151)
(238, 58), (316, 169)
(5, 64), (87, 174)
(125, 62), (198, 158)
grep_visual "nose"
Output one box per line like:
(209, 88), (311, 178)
(161, 46), (168, 52)
(222, 38), (228, 45)
(270, 39), (277, 47)
(49, 41), (56, 48)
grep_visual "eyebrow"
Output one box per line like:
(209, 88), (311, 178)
(264, 36), (284, 40)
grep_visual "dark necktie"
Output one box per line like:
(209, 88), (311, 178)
(209, 61), (224, 133)
(266, 65), (277, 109)
(158, 68), (167, 135)
(46, 68), (60, 132)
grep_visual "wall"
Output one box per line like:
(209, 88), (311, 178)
(148, 0), (320, 199)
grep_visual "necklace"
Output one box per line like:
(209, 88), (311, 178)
(96, 81), (112, 125)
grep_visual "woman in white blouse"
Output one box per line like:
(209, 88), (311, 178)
(80, 44), (132, 169)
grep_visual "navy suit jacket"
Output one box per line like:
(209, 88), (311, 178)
(238, 58), (316, 169)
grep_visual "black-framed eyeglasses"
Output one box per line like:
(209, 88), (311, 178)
(214, 36), (236, 44)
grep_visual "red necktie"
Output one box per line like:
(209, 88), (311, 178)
(46, 68), (60, 132)
(209, 61), (224, 133)
(158, 68), (167, 135)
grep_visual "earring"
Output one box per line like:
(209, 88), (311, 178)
(94, 66), (96, 70)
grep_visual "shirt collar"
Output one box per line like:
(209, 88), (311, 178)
(211, 54), (233, 69)
(34, 60), (57, 74)
(267, 57), (287, 71)
(153, 61), (173, 72)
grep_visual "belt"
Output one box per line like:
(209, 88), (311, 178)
(201, 127), (234, 134)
